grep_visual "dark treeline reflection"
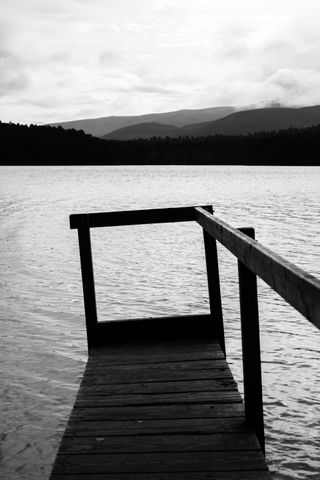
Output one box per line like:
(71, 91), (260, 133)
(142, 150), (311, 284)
(1, 121), (320, 165)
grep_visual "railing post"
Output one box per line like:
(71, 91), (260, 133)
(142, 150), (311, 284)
(203, 207), (225, 356)
(238, 227), (265, 454)
(77, 214), (98, 352)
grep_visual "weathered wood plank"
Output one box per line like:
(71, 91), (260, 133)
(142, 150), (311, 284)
(70, 205), (212, 229)
(92, 337), (219, 350)
(82, 365), (232, 384)
(89, 348), (225, 365)
(58, 432), (260, 453)
(69, 402), (244, 421)
(89, 336), (221, 353)
(78, 379), (237, 396)
(74, 390), (242, 407)
(64, 417), (248, 436)
(51, 450), (268, 474)
(85, 359), (228, 373)
(87, 356), (225, 367)
(90, 338), (223, 356)
(195, 206), (320, 329)
(50, 473), (271, 480)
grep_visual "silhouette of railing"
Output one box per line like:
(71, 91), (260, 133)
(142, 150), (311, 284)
(70, 206), (320, 455)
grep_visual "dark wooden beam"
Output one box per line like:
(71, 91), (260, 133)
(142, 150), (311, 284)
(70, 205), (212, 229)
(238, 227), (265, 454)
(77, 214), (98, 351)
(91, 314), (214, 345)
(203, 220), (226, 356)
(195, 207), (320, 330)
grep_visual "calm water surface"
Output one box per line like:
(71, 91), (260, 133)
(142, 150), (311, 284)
(0, 165), (319, 479)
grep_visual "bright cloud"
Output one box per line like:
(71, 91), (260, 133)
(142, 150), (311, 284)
(1, 0), (320, 123)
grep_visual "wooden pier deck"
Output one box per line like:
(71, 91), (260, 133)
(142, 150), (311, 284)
(49, 205), (320, 479)
(50, 336), (271, 479)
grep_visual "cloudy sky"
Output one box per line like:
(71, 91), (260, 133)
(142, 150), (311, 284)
(2, 0), (320, 124)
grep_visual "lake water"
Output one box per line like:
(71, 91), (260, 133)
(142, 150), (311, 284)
(0, 165), (319, 479)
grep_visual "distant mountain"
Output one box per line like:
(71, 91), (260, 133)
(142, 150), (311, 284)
(184, 106), (320, 137)
(104, 106), (320, 140)
(106, 122), (179, 140)
(49, 106), (236, 137)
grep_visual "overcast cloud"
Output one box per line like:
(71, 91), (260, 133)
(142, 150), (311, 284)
(1, 0), (320, 123)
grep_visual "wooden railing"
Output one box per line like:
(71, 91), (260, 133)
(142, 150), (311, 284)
(70, 206), (320, 455)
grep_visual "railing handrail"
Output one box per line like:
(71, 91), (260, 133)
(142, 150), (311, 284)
(71, 205), (320, 329)
(71, 205), (320, 455)
(70, 205), (213, 229)
(195, 207), (320, 330)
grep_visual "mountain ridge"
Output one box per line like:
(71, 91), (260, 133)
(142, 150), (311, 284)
(104, 106), (320, 140)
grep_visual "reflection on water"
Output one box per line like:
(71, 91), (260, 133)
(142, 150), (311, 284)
(0, 165), (319, 479)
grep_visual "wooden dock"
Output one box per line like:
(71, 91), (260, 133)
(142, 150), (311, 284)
(49, 205), (320, 478)
(50, 335), (271, 479)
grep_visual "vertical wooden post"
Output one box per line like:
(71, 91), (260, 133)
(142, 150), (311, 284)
(238, 227), (265, 454)
(203, 207), (225, 356)
(77, 215), (98, 352)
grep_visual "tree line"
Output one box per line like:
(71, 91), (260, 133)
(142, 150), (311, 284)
(1, 120), (320, 165)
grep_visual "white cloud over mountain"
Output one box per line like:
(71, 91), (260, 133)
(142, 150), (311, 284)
(1, 0), (320, 123)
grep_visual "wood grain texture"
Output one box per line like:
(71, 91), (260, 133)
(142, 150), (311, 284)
(58, 432), (260, 453)
(64, 417), (249, 436)
(74, 390), (242, 407)
(69, 402), (244, 421)
(52, 450), (268, 474)
(89, 339), (224, 364)
(90, 337), (220, 353)
(84, 358), (228, 371)
(50, 473), (272, 480)
(79, 379), (237, 396)
(81, 368), (234, 384)
(50, 339), (270, 479)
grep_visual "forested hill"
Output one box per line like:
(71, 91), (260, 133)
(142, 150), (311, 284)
(1, 120), (320, 166)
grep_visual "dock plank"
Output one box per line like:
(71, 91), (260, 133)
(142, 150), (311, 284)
(69, 402), (244, 421)
(64, 417), (249, 436)
(58, 432), (260, 453)
(50, 339), (271, 479)
(79, 378), (237, 394)
(51, 473), (272, 480)
(74, 390), (242, 406)
(84, 358), (227, 371)
(83, 366), (233, 382)
(52, 451), (268, 474)
(89, 341), (224, 365)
